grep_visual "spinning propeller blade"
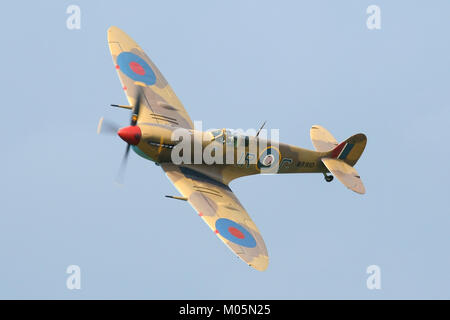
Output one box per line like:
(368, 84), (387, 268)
(116, 144), (131, 184)
(114, 88), (144, 183)
(97, 117), (120, 135)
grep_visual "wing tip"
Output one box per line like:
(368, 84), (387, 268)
(107, 25), (133, 44)
(248, 256), (269, 271)
(107, 25), (121, 39)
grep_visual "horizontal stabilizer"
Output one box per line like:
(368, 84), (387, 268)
(310, 125), (338, 152)
(321, 158), (365, 194)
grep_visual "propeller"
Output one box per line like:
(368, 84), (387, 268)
(116, 143), (131, 184)
(99, 88), (144, 184)
(97, 117), (120, 135)
(116, 88), (144, 183)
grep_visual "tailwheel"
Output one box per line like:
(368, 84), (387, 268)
(324, 173), (334, 182)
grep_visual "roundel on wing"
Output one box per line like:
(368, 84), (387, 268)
(116, 52), (157, 85)
(215, 218), (257, 248)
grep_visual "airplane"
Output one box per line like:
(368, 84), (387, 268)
(99, 26), (367, 271)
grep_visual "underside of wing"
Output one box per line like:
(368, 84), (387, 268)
(161, 164), (269, 271)
(108, 26), (193, 129)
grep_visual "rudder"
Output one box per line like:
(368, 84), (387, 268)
(327, 133), (367, 167)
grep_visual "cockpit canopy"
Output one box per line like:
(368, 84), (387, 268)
(208, 129), (251, 147)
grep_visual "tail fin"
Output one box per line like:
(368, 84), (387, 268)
(327, 133), (367, 167)
(310, 125), (367, 194)
(311, 125), (367, 166)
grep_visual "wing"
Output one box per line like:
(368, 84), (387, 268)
(108, 26), (193, 129)
(162, 164), (269, 271)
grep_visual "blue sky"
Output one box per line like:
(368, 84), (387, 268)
(1, 1), (449, 299)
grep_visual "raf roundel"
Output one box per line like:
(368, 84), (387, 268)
(116, 52), (157, 85)
(215, 218), (257, 248)
(257, 146), (280, 170)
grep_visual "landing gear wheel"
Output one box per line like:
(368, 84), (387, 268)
(324, 174), (334, 182)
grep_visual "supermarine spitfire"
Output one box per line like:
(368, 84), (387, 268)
(99, 26), (367, 271)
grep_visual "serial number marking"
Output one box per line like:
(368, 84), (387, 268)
(296, 161), (315, 168)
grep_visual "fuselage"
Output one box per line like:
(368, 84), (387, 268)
(127, 123), (329, 183)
